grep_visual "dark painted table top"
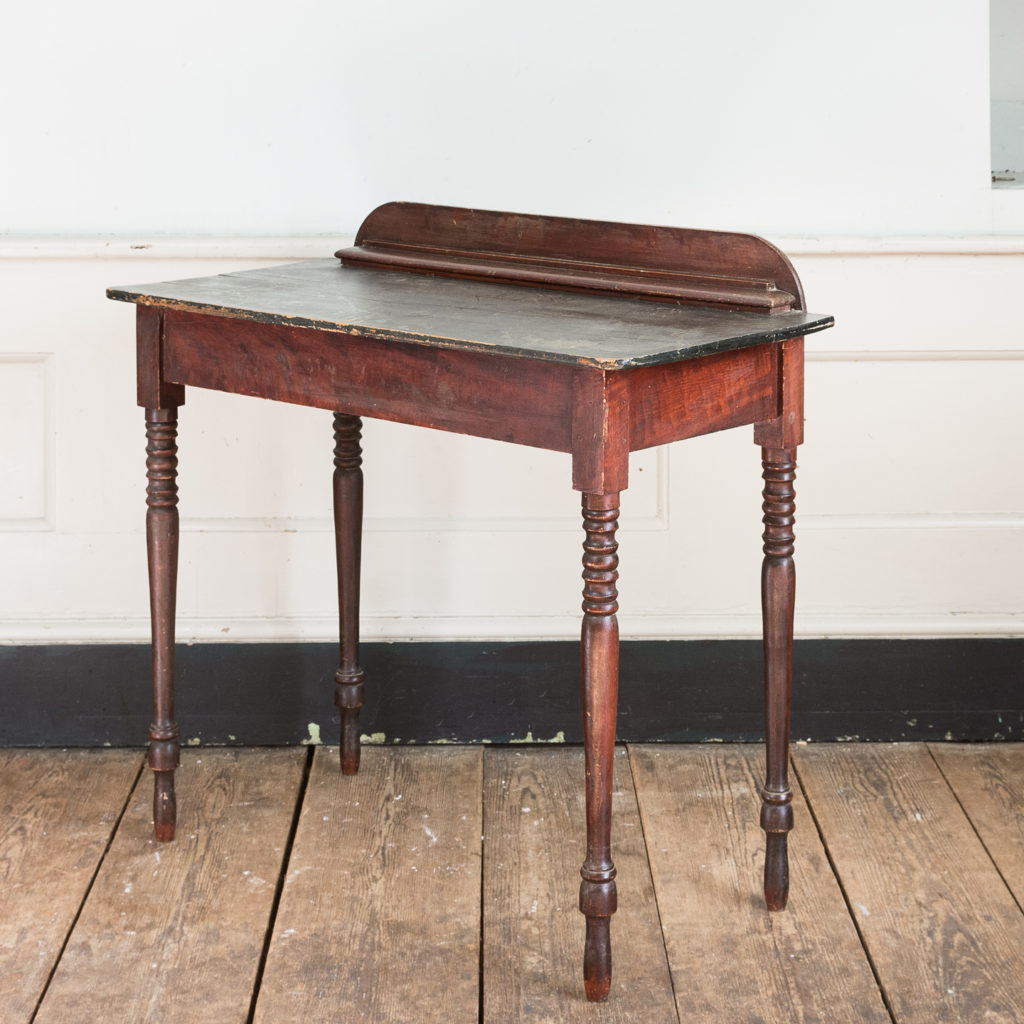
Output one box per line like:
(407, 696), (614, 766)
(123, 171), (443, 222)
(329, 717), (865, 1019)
(109, 258), (833, 369)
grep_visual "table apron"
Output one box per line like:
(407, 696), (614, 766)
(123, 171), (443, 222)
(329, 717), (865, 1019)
(161, 309), (578, 452)
(158, 309), (785, 461)
(626, 342), (780, 451)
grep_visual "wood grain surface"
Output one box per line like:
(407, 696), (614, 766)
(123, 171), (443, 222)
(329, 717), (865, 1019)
(341, 201), (807, 313)
(10, 745), (1022, 1022)
(162, 309), (579, 452)
(630, 744), (889, 1024)
(0, 749), (142, 1022)
(254, 746), (483, 1024)
(34, 748), (305, 1024)
(482, 748), (677, 1022)
(794, 743), (1024, 1024)
(930, 743), (1024, 909)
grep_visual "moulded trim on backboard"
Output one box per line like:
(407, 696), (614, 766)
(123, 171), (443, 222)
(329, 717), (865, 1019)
(0, 353), (55, 532)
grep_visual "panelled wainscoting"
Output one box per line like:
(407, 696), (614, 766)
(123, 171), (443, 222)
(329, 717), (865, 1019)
(1, 239), (1023, 646)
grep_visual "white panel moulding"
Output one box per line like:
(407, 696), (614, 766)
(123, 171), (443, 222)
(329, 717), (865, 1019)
(809, 350), (1024, 361)
(2, 241), (1021, 643)
(0, 354), (54, 531)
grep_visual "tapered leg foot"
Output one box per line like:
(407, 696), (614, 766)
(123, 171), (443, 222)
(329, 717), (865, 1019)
(579, 493), (620, 1001)
(334, 412), (365, 774)
(152, 769), (177, 842)
(335, 672), (365, 775)
(763, 830), (790, 911)
(580, 878), (617, 1001)
(149, 733), (179, 841)
(759, 446), (797, 911)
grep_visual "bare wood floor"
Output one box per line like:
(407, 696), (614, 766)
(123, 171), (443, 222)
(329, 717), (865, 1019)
(3, 743), (1023, 1023)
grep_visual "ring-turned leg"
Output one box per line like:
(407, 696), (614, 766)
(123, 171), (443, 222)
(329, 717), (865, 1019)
(760, 446), (797, 910)
(146, 407), (181, 841)
(333, 413), (365, 774)
(579, 492), (620, 1002)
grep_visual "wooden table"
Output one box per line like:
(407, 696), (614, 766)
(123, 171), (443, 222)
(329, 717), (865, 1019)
(108, 202), (833, 1002)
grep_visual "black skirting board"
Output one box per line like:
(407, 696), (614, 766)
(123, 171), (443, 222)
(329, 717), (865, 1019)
(1, 639), (1021, 748)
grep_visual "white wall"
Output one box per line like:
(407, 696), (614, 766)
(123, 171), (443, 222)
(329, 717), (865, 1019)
(0, 0), (1001, 236)
(1, 2), (1022, 642)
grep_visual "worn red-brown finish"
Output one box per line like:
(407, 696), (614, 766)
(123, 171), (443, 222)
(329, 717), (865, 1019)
(136, 305), (184, 410)
(627, 343), (778, 452)
(144, 405), (180, 841)
(333, 413), (365, 775)
(760, 446), (798, 908)
(571, 371), (630, 494)
(339, 201), (806, 313)
(754, 336), (805, 449)
(162, 310), (579, 452)
(116, 202), (831, 1003)
(579, 492), (621, 1000)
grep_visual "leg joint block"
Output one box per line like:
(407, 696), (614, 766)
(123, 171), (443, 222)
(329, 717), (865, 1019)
(334, 678), (365, 711)
(148, 739), (180, 773)
(760, 799), (794, 834)
(579, 878), (617, 919)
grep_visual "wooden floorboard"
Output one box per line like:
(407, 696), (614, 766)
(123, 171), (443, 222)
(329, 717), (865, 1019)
(254, 746), (483, 1024)
(794, 742), (1024, 1024)
(6, 743), (1023, 1023)
(482, 747), (677, 1022)
(930, 743), (1024, 910)
(0, 749), (142, 1023)
(630, 744), (890, 1024)
(33, 748), (306, 1024)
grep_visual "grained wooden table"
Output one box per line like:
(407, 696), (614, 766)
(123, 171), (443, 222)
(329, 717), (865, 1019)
(108, 202), (833, 1003)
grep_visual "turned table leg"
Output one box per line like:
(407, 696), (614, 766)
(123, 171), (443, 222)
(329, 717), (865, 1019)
(145, 407), (181, 841)
(333, 412), (365, 774)
(760, 446), (797, 909)
(579, 492), (620, 1002)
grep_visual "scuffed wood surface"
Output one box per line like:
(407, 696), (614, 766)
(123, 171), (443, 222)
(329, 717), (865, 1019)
(630, 744), (890, 1024)
(930, 743), (1024, 910)
(0, 750), (142, 1022)
(254, 747), (483, 1024)
(10, 745), (1024, 1021)
(794, 743), (1024, 1024)
(482, 748), (677, 1022)
(34, 749), (305, 1024)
